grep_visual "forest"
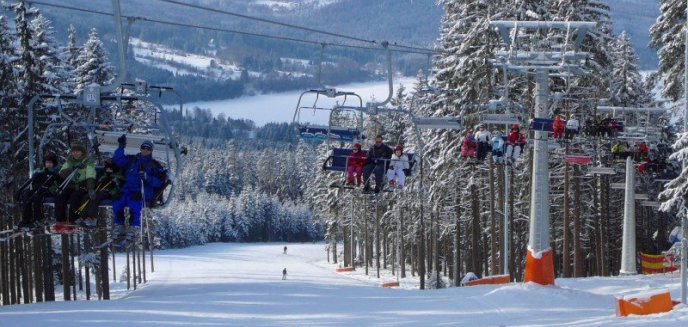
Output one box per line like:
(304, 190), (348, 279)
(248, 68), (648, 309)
(0, 0), (687, 295)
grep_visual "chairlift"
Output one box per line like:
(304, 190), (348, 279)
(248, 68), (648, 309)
(610, 182), (625, 190)
(563, 155), (592, 165)
(293, 89), (364, 144)
(634, 194), (649, 200)
(588, 166), (616, 175)
(640, 201), (661, 208)
(26, 81), (184, 210)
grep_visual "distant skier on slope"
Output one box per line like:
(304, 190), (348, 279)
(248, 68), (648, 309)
(283, 268), (288, 280)
(284, 245), (287, 254)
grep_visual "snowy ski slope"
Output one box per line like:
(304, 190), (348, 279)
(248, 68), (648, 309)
(0, 243), (686, 326)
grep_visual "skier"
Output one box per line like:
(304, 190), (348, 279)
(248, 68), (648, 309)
(611, 140), (623, 160)
(565, 114), (580, 140)
(111, 135), (164, 246)
(387, 145), (409, 190)
(282, 268), (288, 280)
(77, 159), (126, 223)
(638, 142), (649, 160)
(552, 114), (565, 140)
(15, 153), (61, 230)
(283, 245), (287, 254)
(54, 143), (97, 233)
(475, 124), (491, 161)
(491, 131), (505, 165)
(346, 143), (366, 186)
(362, 135), (393, 194)
(505, 125), (522, 164)
(460, 130), (476, 158)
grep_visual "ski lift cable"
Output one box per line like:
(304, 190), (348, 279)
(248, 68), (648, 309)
(154, 0), (440, 54)
(28, 1), (436, 55)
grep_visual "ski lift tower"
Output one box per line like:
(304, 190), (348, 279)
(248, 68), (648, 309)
(490, 21), (596, 285)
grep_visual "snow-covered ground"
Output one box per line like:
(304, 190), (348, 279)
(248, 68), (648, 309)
(0, 243), (686, 326)
(184, 77), (415, 126)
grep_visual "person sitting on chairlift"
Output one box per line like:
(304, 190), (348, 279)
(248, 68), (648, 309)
(505, 125), (522, 164)
(387, 145), (409, 190)
(347, 143), (366, 186)
(54, 143), (97, 233)
(111, 135), (164, 246)
(638, 142), (649, 160)
(552, 114), (565, 140)
(475, 124), (491, 161)
(362, 135), (393, 194)
(460, 130), (476, 158)
(491, 131), (505, 165)
(565, 114), (580, 140)
(15, 153), (61, 230)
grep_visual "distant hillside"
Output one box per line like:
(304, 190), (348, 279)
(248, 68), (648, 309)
(20, 0), (661, 98)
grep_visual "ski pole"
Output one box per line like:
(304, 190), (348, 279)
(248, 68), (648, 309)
(75, 180), (113, 215)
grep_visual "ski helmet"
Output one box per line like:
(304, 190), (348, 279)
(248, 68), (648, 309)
(353, 143), (362, 149)
(394, 145), (403, 152)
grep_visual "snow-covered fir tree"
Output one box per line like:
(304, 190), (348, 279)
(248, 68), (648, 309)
(650, 0), (687, 101)
(608, 31), (646, 107)
(0, 15), (16, 112)
(73, 28), (114, 92)
(61, 24), (79, 91)
(13, 0), (40, 108)
(30, 13), (69, 94)
(660, 132), (688, 226)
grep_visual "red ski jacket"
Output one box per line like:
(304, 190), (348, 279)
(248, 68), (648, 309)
(348, 151), (367, 168)
(507, 131), (520, 145)
(552, 119), (565, 132)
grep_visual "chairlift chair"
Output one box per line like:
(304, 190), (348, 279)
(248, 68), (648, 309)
(293, 89), (364, 144)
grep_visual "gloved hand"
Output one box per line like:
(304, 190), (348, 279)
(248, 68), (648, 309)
(138, 171), (148, 181)
(117, 134), (127, 147)
(74, 162), (85, 169)
(88, 189), (96, 201)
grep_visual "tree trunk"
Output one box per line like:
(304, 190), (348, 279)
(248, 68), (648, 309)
(375, 199), (381, 279)
(400, 206), (406, 278)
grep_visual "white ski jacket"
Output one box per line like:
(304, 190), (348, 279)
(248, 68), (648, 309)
(389, 153), (410, 170)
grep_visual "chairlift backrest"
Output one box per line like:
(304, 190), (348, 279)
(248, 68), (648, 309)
(95, 130), (169, 162)
(298, 125), (360, 142)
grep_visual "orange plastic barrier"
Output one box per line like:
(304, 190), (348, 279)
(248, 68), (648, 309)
(380, 281), (400, 288)
(463, 274), (511, 287)
(336, 267), (355, 272)
(616, 289), (673, 317)
(640, 252), (677, 274)
(524, 247), (555, 285)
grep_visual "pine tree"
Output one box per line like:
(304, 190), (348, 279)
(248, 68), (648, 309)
(552, 0), (615, 99)
(649, 0), (686, 101)
(0, 15), (16, 112)
(30, 13), (68, 94)
(660, 132), (688, 229)
(608, 31), (646, 107)
(73, 28), (114, 92)
(14, 0), (40, 108)
(61, 24), (79, 91)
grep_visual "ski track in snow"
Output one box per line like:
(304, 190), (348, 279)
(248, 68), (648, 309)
(0, 243), (687, 326)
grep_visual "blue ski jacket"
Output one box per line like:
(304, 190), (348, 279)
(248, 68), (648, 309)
(112, 146), (163, 201)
